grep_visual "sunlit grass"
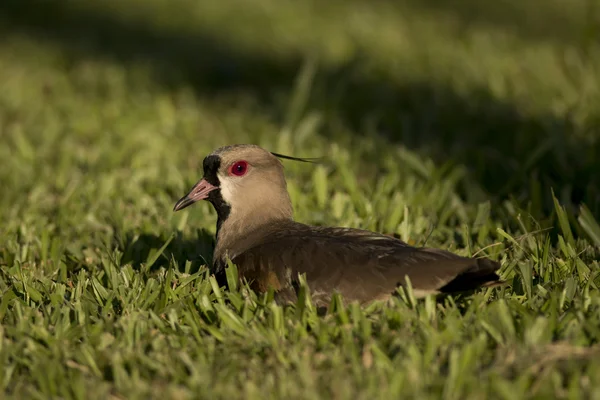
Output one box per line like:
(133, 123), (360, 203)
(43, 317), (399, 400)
(0, 0), (599, 398)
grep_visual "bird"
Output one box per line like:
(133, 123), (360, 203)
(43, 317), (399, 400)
(173, 144), (503, 307)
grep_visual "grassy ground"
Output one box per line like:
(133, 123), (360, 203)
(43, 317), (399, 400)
(1, 0), (600, 398)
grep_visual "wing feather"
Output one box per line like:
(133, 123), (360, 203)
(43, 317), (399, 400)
(227, 222), (501, 306)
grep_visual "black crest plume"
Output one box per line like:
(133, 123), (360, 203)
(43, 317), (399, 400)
(270, 152), (322, 164)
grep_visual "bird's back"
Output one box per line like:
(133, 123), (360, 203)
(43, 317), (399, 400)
(221, 220), (501, 306)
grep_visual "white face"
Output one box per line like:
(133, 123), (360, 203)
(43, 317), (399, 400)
(211, 152), (292, 224)
(217, 171), (238, 206)
(216, 158), (254, 212)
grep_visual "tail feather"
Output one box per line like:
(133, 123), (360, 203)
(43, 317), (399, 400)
(439, 258), (503, 293)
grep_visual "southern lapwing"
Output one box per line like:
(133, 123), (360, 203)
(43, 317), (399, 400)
(174, 144), (502, 306)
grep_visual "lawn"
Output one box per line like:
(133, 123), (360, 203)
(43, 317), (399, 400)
(1, 0), (600, 398)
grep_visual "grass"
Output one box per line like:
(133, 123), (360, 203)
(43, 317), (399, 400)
(1, 0), (600, 398)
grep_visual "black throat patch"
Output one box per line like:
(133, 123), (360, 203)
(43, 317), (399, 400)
(202, 155), (231, 240)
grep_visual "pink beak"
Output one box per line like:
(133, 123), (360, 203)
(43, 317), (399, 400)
(173, 178), (218, 211)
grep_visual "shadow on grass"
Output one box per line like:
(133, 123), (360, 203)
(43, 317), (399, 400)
(1, 0), (599, 218)
(117, 230), (214, 273)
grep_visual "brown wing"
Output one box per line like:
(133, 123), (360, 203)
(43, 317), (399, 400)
(229, 223), (501, 306)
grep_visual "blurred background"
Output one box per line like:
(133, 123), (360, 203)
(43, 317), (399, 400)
(0, 0), (599, 259)
(2, 1), (600, 396)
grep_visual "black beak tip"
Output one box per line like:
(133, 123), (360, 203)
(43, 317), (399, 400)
(173, 197), (192, 212)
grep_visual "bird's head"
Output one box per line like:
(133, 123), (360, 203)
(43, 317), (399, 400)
(173, 144), (317, 232)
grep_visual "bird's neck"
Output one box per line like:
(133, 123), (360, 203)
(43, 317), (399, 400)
(212, 200), (293, 270)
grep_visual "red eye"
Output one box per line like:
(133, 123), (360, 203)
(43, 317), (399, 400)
(229, 160), (248, 176)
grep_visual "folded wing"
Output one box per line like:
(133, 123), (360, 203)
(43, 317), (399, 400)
(229, 223), (502, 306)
